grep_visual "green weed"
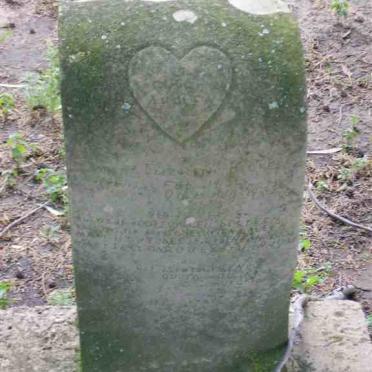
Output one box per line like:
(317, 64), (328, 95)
(352, 157), (369, 172)
(25, 45), (61, 113)
(0, 30), (13, 44)
(315, 180), (329, 192)
(299, 228), (312, 252)
(47, 288), (75, 306)
(58, 146), (66, 160)
(40, 224), (61, 243)
(35, 168), (68, 205)
(0, 93), (15, 118)
(299, 238), (311, 252)
(338, 167), (352, 182)
(342, 118), (360, 153)
(0, 281), (11, 309)
(293, 268), (327, 293)
(331, 0), (350, 17)
(338, 157), (369, 182)
(0, 169), (17, 193)
(6, 133), (35, 167)
(2, 133), (36, 191)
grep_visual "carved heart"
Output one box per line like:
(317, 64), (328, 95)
(129, 46), (231, 142)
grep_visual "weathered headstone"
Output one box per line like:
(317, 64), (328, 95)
(59, 0), (306, 370)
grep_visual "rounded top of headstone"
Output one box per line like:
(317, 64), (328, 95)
(228, 0), (290, 15)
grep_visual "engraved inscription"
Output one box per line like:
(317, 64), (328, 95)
(129, 46), (232, 142)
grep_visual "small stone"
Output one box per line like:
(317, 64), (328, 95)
(354, 15), (365, 23)
(353, 264), (372, 291)
(345, 188), (354, 198)
(268, 101), (279, 109)
(185, 217), (196, 226)
(172, 10), (198, 24)
(15, 271), (25, 280)
(122, 102), (131, 113)
(30, 28), (36, 34)
(48, 281), (57, 289)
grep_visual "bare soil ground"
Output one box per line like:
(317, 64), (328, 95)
(0, 0), (371, 330)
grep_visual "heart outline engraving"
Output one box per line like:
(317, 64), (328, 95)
(129, 46), (232, 143)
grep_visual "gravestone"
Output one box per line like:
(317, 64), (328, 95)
(59, 0), (306, 371)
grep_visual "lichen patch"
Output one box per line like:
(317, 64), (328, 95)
(173, 10), (198, 24)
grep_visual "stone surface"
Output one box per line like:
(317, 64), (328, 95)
(353, 263), (372, 291)
(0, 306), (78, 372)
(1, 302), (371, 372)
(289, 300), (372, 372)
(59, 0), (306, 371)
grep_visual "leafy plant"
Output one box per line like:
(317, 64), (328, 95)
(315, 180), (329, 192)
(58, 146), (66, 160)
(47, 288), (75, 306)
(338, 157), (369, 182)
(0, 169), (17, 192)
(35, 168), (68, 205)
(0, 30), (12, 44)
(338, 167), (352, 182)
(0, 93), (15, 118)
(0, 281), (11, 309)
(367, 315), (372, 327)
(25, 45), (61, 113)
(2, 133), (37, 191)
(6, 133), (34, 166)
(331, 0), (350, 17)
(299, 228), (312, 252)
(293, 269), (326, 293)
(342, 118), (360, 153)
(40, 224), (61, 243)
(352, 157), (369, 172)
(299, 238), (311, 252)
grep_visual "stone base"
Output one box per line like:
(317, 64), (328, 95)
(0, 306), (78, 372)
(289, 300), (372, 372)
(0, 301), (371, 371)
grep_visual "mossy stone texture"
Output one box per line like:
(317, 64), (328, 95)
(59, 1), (306, 371)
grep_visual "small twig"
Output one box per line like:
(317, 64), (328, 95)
(307, 148), (342, 155)
(307, 183), (372, 234)
(0, 174), (10, 195)
(0, 202), (49, 239)
(41, 272), (48, 298)
(326, 285), (356, 300)
(0, 83), (26, 88)
(338, 105), (344, 126)
(342, 30), (351, 40)
(275, 295), (309, 372)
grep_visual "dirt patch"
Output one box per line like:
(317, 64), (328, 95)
(0, 0), (57, 83)
(291, 0), (372, 154)
(291, 0), (372, 319)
